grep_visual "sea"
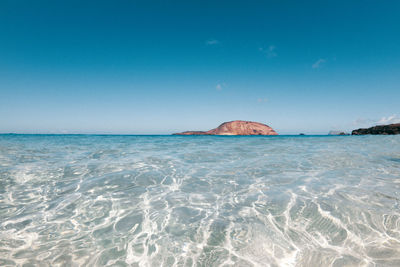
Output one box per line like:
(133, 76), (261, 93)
(0, 134), (399, 266)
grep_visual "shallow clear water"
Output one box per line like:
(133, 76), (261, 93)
(0, 135), (400, 266)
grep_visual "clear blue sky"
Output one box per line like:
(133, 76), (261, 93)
(1, 0), (399, 134)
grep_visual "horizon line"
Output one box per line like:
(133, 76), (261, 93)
(0, 133), (345, 136)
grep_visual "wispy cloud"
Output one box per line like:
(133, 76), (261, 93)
(353, 118), (375, 126)
(259, 45), (277, 58)
(377, 114), (400, 125)
(257, 98), (268, 103)
(216, 83), (226, 91)
(312, 58), (326, 69)
(353, 114), (400, 128)
(206, 39), (220, 46)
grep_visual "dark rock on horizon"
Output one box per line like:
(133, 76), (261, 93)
(352, 123), (400, 135)
(173, 120), (278, 135)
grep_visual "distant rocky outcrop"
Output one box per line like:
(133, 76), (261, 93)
(173, 120), (278, 135)
(328, 131), (350, 135)
(352, 123), (400, 135)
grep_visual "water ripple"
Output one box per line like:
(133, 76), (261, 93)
(0, 135), (400, 266)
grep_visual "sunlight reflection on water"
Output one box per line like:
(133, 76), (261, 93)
(0, 135), (400, 266)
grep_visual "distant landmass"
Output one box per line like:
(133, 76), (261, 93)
(328, 131), (349, 135)
(173, 120), (278, 135)
(352, 123), (400, 135)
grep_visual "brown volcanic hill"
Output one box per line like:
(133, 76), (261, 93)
(173, 120), (278, 135)
(352, 123), (400, 135)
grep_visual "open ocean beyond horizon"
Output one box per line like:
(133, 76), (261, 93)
(0, 134), (400, 266)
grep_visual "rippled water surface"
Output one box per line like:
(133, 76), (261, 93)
(1, 135), (400, 266)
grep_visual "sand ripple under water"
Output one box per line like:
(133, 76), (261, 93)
(0, 135), (400, 266)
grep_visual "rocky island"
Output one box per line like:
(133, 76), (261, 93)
(328, 131), (350, 135)
(352, 123), (400, 135)
(173, 120), (278, 135)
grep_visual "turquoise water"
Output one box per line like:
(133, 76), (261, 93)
(0, 135), (400, 266)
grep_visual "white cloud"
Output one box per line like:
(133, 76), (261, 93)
(206, 39), (220, 45)
(216, 83), (226, 91)
(377, 115), (400, 125)
(257, 98), (268, 103)
(259, 45), (277, 58)
(353, 115), (400, 128)
(312, 58), (326, 69)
